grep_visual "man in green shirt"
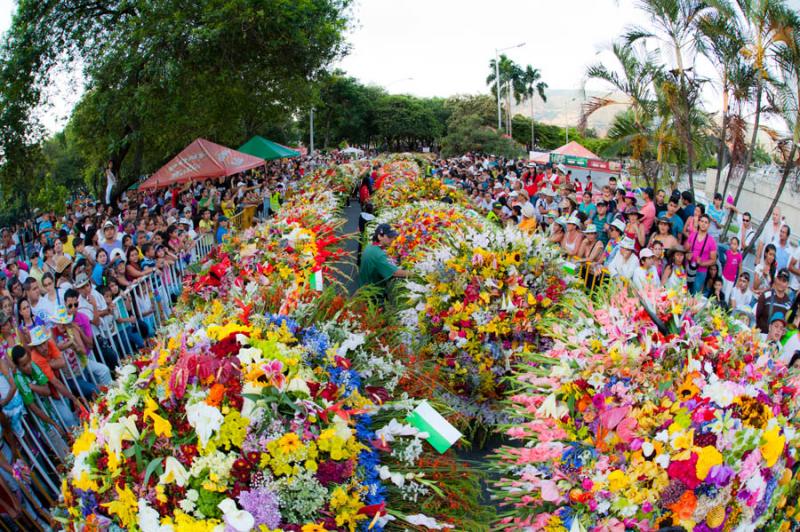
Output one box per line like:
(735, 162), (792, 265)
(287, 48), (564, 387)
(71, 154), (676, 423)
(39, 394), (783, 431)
(359, 224), (410, 290)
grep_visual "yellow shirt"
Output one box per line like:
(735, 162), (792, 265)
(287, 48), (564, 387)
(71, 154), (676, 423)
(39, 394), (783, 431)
(63, 235), (75, 257)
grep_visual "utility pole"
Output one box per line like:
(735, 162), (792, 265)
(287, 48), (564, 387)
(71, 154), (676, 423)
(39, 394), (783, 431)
(494, 42), (525, 131)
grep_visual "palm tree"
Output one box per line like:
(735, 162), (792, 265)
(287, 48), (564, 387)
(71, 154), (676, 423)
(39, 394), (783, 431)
(746, 10), (800, 257)
(487, 55), (524, 134)
(581, 41), (661, 186)
(717, 0), (796, 236)
(625, 0), (717, 195)
(518, 66), (548, 149)
(697, 12), (749, 195)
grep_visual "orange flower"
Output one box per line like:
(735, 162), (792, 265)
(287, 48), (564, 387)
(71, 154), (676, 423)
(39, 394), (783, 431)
(668, 490), (696, 521)
(206, 383), (226, 407)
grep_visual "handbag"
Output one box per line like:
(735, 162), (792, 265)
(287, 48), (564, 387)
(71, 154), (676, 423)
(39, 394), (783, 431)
(686, 233), (708, 283)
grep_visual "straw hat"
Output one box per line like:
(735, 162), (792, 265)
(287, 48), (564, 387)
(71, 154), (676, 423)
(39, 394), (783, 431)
(54, 255), (73, 274)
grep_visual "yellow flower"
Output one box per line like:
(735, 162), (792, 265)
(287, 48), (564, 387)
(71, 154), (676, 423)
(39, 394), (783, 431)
(72, 471), (99, 492)
(301, 524), (329, 532)
(607, 469), (628, 492)
(761, 425), (786, 468)
(278, 432), (302, 454)
(106, 445), (121, 476)
(102, 484), (138, 529)
(695, 445), (723, 480)
(72, 427), (96, 456)
(144, 395), (173, 438)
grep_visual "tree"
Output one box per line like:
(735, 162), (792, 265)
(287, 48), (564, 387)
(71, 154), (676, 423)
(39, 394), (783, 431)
(746, 10), (800, 258)
(582, 42), (662, 187)
(519, 66), (548, 149)
(444, 95), (497, 128)
(718, 0), (796, 236)
(373, 95), (443, 151)
(487, 54), (524, 133)
(0, 0), (353, 199)
(441, 114), (525, 158)
(625, 0), (716, 194)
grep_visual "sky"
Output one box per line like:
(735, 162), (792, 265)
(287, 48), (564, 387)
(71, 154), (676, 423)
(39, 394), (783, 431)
(336, 0), (653, 96)
(1, 0), (799, 133)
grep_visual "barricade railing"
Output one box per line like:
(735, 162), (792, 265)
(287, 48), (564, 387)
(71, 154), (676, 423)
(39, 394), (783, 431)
(91, 233), (215, 375)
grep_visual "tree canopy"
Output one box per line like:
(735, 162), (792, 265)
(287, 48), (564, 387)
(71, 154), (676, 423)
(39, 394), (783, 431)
(0, 0), (353, 202)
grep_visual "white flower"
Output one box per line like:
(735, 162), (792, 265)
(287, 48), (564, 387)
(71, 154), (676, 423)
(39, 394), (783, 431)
(237, 346), (263, 365)
(101, 415), (140, 456)
(159, 456), (190, 487)
(138, 499), (173, 531)
(287, 377), (311, 396)
(186, 402), (224, 447)
(570, 518), (588, 532)
(336, 332), (365, 356)
(375, 418), (424, 443)
(217, 498), (254, 532)
(536, 393), (568, 419)
(378, 465), (406, 487)
(701, 376), (738, 408)
(404, 514), (454, 529)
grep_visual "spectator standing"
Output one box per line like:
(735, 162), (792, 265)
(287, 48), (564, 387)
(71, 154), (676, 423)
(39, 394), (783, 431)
(721, 236), (743, 300)
(686, 214), (717, 295)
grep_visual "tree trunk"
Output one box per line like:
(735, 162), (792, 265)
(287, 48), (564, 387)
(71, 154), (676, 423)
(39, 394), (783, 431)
(743, 143), (796, 259)
(722, 80), (763, 238)
(714, 85), (729, 195)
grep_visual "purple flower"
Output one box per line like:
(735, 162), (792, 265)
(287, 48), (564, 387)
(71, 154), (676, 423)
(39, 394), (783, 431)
(706, 464), (734, 487)
(238, 486), (280, 529)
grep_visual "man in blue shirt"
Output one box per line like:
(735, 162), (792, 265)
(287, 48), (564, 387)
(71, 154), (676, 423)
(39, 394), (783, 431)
(680, 191), (695, 223)
(665, 197), (685, 238)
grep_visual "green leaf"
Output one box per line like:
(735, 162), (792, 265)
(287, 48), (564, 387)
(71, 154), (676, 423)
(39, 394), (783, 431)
(143, 457), (164, 487)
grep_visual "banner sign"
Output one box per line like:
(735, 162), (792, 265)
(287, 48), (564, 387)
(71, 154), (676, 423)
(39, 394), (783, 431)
(550, 153), (621, 173)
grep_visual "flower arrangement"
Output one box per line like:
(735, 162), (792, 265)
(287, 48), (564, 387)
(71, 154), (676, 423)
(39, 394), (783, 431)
(399, 227), (571, 433)
(59, 158), (491, 531)
(490, 285), (800, 531)
(371, 164), (467, 211)
(372, 201), (490, 268)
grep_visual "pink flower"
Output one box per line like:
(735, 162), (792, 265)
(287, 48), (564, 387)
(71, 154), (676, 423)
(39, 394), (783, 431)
(506, 427), (527, 438)
(540, 479), (560, 502)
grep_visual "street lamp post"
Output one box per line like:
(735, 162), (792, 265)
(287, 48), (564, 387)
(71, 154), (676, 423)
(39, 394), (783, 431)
(494, 43), (525, 131)
(564, 97), (576, 144)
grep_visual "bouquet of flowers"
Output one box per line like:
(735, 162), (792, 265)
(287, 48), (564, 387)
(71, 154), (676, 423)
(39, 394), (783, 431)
(372, 201), (490, 268)
(399, 227), (571, 433)
(490, 286), (800, 531)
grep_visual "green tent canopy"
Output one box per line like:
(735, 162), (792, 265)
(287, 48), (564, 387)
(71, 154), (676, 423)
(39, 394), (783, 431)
(238, 136), (300, 160)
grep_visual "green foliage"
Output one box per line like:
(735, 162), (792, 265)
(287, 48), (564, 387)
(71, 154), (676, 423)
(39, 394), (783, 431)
(0, 0), (353, 201)
(440, 114), (524, 158)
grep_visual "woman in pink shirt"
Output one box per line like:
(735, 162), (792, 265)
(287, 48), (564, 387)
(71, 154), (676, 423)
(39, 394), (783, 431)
(687, 214), (717, 295)
(640, 187), (656, 234)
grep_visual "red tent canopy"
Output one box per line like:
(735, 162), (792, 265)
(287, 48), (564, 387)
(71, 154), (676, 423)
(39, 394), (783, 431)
(551, 141), (600, 160)
(139, 138), (266, 190)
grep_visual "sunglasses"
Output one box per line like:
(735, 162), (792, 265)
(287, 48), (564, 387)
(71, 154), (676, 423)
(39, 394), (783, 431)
(743, 218), (751, 223)
(67, 303), (78, 309)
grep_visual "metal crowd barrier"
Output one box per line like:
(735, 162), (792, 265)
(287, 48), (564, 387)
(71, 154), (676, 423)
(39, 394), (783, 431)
(91, 233), (215, 363)
(228, 205), (257, 231)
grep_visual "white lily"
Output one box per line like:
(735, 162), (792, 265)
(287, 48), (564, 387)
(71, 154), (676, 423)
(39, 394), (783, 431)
(217, 498), (255, 532)
(159, 456), (190, 487)
(186, 402), (224, 447)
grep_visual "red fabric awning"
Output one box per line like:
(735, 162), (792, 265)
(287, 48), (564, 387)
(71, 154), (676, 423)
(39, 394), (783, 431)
(551, 141), (600, 160)
(139, 138), (266, 190)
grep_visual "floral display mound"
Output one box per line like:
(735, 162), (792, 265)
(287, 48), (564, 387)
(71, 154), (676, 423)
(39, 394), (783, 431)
(398, 227), (571, 435)
(183, 189), (348, 315)
(490, 286), (800, 531)
(371, 164), (467, 211)
(59, 158), (492, 531)
(60, 290), (490, 531)
(372, 201), (491, 268)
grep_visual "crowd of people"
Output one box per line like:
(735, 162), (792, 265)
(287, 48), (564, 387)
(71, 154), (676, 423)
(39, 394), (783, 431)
(358, 154), (799, 367)
(0, 154), (338, 528)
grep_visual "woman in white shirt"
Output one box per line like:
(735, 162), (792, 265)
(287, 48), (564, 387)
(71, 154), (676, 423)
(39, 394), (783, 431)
(608, 237), (639, 280)
(632, 248), (661, 291)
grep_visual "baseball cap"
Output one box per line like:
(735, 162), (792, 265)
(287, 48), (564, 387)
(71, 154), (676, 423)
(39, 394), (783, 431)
(374, 223), (398, 239)
(639, 248), (654, 259)
(103, 220), (116, 229)
(770, 311), (786, 325)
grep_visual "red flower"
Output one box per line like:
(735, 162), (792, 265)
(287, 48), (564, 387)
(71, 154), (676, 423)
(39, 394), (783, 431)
(667, 452), (700, 489)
